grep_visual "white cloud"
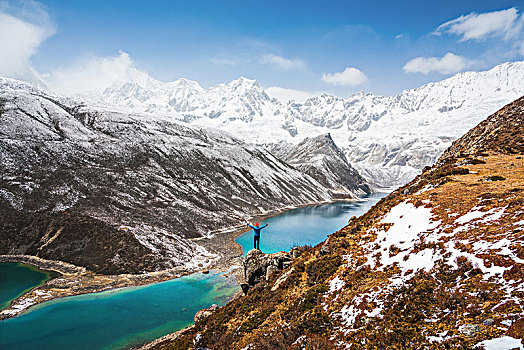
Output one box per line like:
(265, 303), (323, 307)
(322, 67), (367, 86)
(265, 86), (317, 103)
(260, 54), (306, 71)
(0, 1), (147, 95)
(45, 51), (148, 95)
(211, 52), (306, 71)
(434, 8), (521, 41)
(403, 52), (475, 75)
(0, 0), (55, 82)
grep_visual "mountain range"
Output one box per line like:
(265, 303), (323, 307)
(1, 60), (523, 275)
(92, 60), (524, 187)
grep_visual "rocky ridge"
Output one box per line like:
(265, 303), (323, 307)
(240, 249), (296, 294)
(154, 96), (524, 349)
(271, 133), (371, 195)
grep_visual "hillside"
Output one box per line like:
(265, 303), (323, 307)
(156, 97), (524, 349)
(0, 77), (369, 274)
(92, 60), (524, 187)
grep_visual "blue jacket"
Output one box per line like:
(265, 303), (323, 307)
(248, 224), (268, 236)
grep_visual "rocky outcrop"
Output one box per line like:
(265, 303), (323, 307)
(240, 249), (293, 293)
(194, 304), (218, 323)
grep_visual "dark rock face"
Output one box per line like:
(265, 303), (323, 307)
(0, 78), (369, 274)
(241, 249), (292, 293)
(272, 134), (371, 196)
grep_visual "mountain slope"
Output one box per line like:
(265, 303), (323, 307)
(0, 78), (368, 274)
(271, 133), (370, 196)
(92, 61), (524, 187)
(159, 96), (524, 349)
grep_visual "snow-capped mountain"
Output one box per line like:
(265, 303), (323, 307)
(0, 77), (368, 274)
(92, 60), (524, 187)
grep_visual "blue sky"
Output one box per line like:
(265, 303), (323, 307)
(1, 0), (523, 100)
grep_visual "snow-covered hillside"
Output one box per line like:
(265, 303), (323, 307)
(0, 77), (368, 274)
(92, 60), (524, 187)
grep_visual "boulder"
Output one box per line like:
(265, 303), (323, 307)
(483, 318), (494, 326)
(271, 267), (295, 291)
(459, 324), (481, 337)
(194, 304), (218, 323)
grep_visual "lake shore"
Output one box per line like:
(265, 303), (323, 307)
(0, 197), (364, 321)
(195, 197), (368, 280)
(0, 255), (192, 320)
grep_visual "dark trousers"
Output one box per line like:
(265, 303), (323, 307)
(254, 235), (260, 250)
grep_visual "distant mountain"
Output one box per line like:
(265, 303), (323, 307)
(0, 77), (369, 274)
(157, 96), (524, 350)
(271, 133), (370, 196)
(91, 60), (524, 188)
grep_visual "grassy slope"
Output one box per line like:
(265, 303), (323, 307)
(157, 97), (524, 349)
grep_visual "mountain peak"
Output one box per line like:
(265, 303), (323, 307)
(228, 76), (259, 88)
(169, 78), (204, 92)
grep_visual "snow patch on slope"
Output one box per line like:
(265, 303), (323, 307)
(475, 336), (523, 350)
(373, 201), (440, 271)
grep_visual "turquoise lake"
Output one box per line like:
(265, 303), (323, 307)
(236, 193), (386, 254)
(0, 263), (56, 310)
(0, 192), (387, 350)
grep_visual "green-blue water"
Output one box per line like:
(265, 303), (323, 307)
(0, 192), (387, 350)
(236, 193), (386, 255)
(0, 263), (55, 310)
(0, 272), (238, 350)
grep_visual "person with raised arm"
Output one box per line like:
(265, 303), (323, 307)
(246, 222), (268, 250)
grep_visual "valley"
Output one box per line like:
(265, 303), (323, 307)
(0, 195), (386, 349)
(1, 2), (524, 349)
(0, 77), (368, 276)
(154, 95), (524, 349)
(0, 58), (523, 350)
